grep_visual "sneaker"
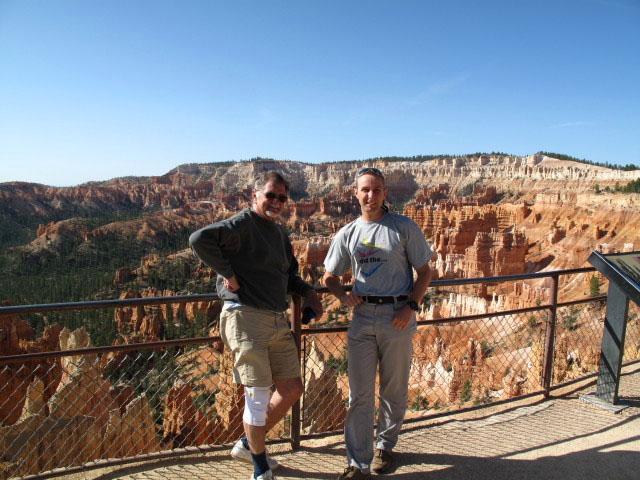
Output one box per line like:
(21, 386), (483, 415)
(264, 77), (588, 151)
(372, 448), (394, 474)
(252, 470), (275, 480)
(231, 439), (279, 470)
(337, 466), (372, 480)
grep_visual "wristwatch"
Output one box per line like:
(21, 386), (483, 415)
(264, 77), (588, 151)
(407, 300), (420, 312)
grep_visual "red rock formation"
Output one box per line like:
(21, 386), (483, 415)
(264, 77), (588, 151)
(162, 380), (222, 447)
(21, 219), (91, 258)
(0, 311), (34, 356)
(113, 290), (162, 341)
(291, 237), (332, 284)
(213, 350), (245, 441)
(406, 203), (530, 244)
(49, 328), (114, 428)
(2, 155), (639, 228)
(112, 288), (221, 342)
(0, 324), (161, 478)
(501, 370), (526, 398)
(547, 225), (566, 244)
(108, 383), (135, 415)
(413, 184), (451, 205)
(0, 313), (62, 426)
(102, 394), (161, 459)
(462, 230), (528, 278)
(2, 414), (104, 477)
(302, 340), (347, 433)
(112, 268), (134, 286)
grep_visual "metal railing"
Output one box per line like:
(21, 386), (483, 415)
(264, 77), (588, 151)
(1, 267), (639, 480)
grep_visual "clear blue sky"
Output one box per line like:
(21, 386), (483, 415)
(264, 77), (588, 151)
(1, 0), (639, 186)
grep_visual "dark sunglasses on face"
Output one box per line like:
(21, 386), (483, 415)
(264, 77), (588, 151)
(357, 167), (384, 179)
(262, 191), (289, 203)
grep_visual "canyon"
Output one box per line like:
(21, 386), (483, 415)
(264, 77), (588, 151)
(1, 154), (640, 477)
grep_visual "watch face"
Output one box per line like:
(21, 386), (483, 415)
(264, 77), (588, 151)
(408, 300), (419, 311)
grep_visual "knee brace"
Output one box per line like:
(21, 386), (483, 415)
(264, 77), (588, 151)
(243, 386), (271, 426)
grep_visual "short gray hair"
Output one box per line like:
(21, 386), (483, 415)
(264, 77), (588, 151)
(253, 171), (290, 193)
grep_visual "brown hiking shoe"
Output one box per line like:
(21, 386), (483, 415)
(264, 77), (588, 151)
(337, 466), (371, 480)
(372, 448), (394, 474)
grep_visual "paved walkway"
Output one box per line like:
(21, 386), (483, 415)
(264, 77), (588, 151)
(77, 365), (640, 480)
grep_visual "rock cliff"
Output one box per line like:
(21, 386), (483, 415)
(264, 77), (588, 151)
(3, 155), (639, 223)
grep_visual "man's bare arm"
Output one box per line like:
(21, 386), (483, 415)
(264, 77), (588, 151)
(323, 271), (362, 307)
(410, 262), (433, 304)
(391, 262), (432, 330)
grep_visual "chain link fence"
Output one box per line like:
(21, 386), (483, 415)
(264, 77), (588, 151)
(2, 270), (639, 479)
(623, 301), (640, 363)
(0, 338), (293, 480)
(300, 307), (552, 434)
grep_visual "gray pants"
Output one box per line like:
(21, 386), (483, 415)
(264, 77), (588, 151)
(345, 302), (415, 472)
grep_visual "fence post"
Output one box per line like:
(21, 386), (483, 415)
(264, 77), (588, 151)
(290, 295), (302, 449)
(541, 273), (559, 397)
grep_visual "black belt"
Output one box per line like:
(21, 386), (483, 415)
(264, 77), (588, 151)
(362, 295), (408, 304)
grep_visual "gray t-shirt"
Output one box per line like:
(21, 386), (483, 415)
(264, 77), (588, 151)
(324, 212), (433, 297)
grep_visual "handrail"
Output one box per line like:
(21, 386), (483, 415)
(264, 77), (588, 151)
(0, 293), (220, 315)
(0, 267), (596, 316)
(0, 336), (218, 365)
(0, 295), (610, 366)
(0, 268), (600, 366)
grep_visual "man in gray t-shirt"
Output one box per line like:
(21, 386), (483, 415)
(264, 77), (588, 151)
(323, 167), (433, 480)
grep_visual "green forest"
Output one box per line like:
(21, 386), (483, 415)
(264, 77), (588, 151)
(594, 178), (640, 194)
(0, 209), (204, 346)
(537, 151), (639, 171)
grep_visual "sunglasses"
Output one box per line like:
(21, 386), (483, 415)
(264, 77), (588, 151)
(357, 167), (384, 179)
(261, 191), (289, 203)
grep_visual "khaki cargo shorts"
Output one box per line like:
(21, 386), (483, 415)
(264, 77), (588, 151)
(220, 305), (300, 387)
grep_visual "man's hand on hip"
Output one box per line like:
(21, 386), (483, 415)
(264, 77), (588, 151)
(339, 293), (362, 308)
(391, 305), (414, 330)
(222, 276), (240, 292)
